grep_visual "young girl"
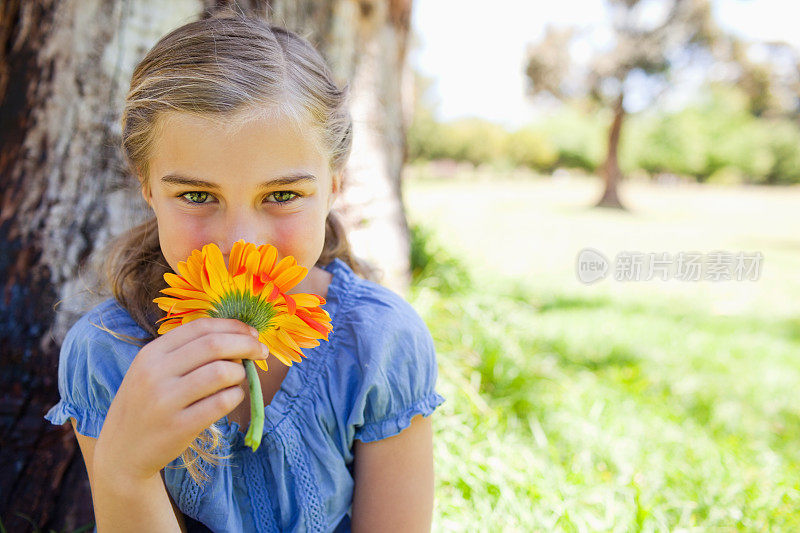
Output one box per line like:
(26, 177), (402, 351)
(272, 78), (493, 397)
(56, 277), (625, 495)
(44, 15), (445, 532)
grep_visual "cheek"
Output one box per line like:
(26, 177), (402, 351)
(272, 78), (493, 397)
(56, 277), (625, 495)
(157, 213), (213, 268)
(271, 213), (327, 264)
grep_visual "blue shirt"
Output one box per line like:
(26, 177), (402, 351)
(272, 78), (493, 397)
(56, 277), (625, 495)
(44, 257), (445, 532)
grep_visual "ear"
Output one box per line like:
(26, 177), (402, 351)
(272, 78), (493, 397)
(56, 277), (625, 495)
(332, 171), (342, 195)
(327, 171), (342, 210)
(141, 181), (153, 207)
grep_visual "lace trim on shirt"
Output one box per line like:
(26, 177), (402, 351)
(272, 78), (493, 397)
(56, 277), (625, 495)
(242, 445), (280, 532)
(178, 456), (207, 518)
(280, 421), (326, 531)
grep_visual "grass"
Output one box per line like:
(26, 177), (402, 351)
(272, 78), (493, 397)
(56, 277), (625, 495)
(404, 164), (800, 531)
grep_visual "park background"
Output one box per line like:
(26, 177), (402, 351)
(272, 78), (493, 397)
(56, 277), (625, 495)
(1, 0), (799, 531)
(407, 0), (800, 530)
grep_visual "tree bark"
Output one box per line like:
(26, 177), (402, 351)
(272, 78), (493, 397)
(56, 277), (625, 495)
(0, 2), (204, 530)
(2, 0), (412, 529)
(329, 0), (414, 295)
(596, 93), (626, 209)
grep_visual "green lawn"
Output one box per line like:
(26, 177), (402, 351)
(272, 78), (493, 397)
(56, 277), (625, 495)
(404, 163), (800, 531)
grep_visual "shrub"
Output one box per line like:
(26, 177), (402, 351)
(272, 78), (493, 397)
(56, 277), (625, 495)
(505, 127), (558, 171)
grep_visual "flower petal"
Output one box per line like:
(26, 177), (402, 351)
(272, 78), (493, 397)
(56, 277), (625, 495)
(268, 283), (280, 301)
(271, 255), (296, 279)
(276, 327), (302, 354)
(252, 275), (266, 296)
(229, 239), (247, 274)
(263, 335), (294, 366)
(160, 287), (214, 301)
(157, 320), (182, 334)
(163, 272), (196, 291)
(287, 293), (324, 307)
(203, 244), (229, 296)
(172, 298), (216, 311)
(184, 250), (205, 287)
(246, 248), (261, 273)
(284, 295), (296, 315)
(232, 273), (248, 293)
(273, 265), (307, 293)
(294, 308), (332, 337)
(258, 245), (279, 276)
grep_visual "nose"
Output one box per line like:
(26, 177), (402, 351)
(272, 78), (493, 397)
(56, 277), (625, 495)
(216, 208), (268, 256)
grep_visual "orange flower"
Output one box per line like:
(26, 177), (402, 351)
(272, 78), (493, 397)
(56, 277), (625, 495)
(154, 239), (333, 370)
(153, 239), (333, 452)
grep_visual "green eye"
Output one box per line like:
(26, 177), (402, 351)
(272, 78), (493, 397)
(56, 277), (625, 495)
(270, 191), (299, 203)
(182, 191), (211, 204)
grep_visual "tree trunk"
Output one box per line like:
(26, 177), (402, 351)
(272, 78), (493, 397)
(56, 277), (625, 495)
(0, 2), (203, 530)
(595, 93), (626, 209)
(338, 0), (414, 295)
(1, 0), (411, 529)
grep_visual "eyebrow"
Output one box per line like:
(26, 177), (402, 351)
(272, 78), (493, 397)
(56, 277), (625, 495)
(160, 173), (317, 190)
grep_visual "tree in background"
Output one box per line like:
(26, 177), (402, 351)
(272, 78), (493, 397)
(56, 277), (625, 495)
(723, 37), (800, 119)
(0, 0), (413, 529)
(524, 0), (717, 209)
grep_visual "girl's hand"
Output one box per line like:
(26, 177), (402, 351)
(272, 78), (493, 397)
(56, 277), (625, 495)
(93, 317), (268, 483)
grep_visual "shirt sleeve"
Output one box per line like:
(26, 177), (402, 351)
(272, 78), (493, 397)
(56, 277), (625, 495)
(44, 305), (141, 438)
(348, 293), (446, 443)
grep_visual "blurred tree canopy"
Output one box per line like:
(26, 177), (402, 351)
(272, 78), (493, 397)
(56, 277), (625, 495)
(406, 1), (800, 188)
(524, 0), (718, 208)
(723, 38), (800, 118)
(407, 84), (800, 186)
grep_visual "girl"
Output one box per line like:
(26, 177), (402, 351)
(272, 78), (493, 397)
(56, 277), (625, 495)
(44, 15), (445, 533)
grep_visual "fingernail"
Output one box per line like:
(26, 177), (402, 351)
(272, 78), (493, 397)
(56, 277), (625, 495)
(261, 344), (269, 358)
(250, 328), (259, 338)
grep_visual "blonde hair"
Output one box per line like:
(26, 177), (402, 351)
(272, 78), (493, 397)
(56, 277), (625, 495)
(105, 15), (376, 486)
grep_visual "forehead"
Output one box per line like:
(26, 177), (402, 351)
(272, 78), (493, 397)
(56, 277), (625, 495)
(147, 107), (329, 183)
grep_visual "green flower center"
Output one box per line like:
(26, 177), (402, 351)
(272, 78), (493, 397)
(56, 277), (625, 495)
(207, 290), (277, 332)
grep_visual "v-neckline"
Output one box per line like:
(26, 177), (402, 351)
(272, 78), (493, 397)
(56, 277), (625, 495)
(217, 258), (348, 444)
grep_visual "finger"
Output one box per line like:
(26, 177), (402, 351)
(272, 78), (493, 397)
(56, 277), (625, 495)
(174, 360), (248, 409)
(166, 332), (269, 377)
(157, 317), (259, 352)
(180, 384), (245, 435)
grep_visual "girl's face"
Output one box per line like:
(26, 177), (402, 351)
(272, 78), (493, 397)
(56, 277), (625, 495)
(142, 109), (340, 294)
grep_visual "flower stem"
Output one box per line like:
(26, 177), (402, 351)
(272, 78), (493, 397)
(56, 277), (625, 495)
(243, 359), (264, 452)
